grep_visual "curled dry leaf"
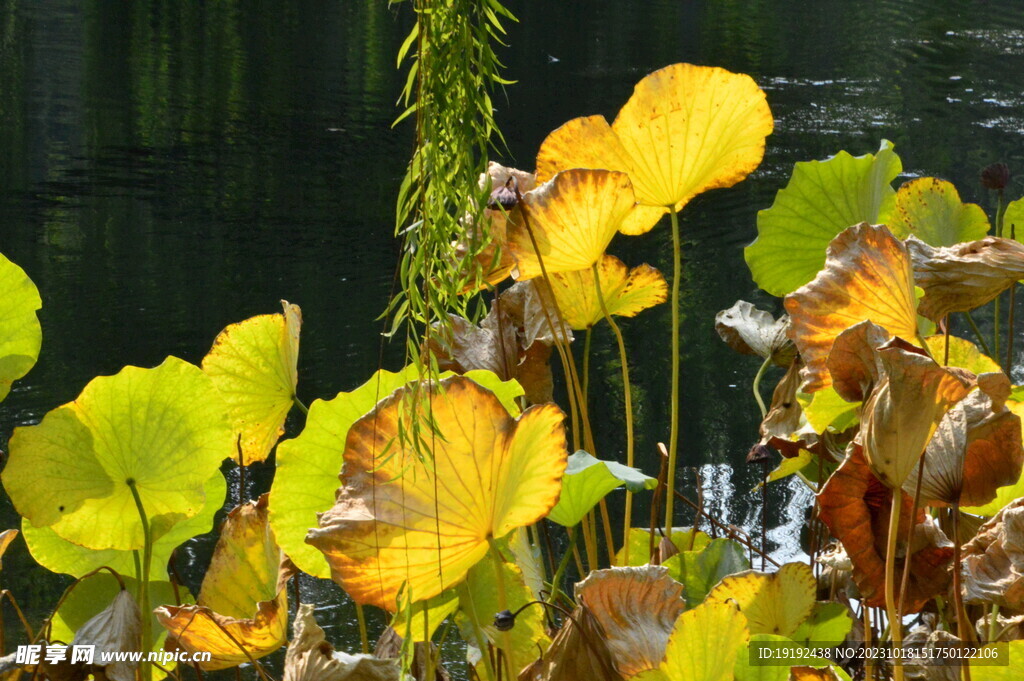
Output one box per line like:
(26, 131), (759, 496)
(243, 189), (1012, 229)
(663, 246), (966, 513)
(961, 498), (1024, 609)
(715, 300), (796, 367)
(817, 445), (954, 611)
(903, 628), (962, 681)
(903, 376), (1023, 508)
(283, 604), (400, 681)
(306, 377), (567, 611)
(537, 63), (773, 236)
(0, 529), (17, 570)
(156, 494), (293, 670)
(758, 358), (820, 459)
(506, 169), (635, 280)
(908, 236), (1024, 321)
(44, 589), (143, 681)
(549, 254), (668, 330)
(785, 223), (919, 393)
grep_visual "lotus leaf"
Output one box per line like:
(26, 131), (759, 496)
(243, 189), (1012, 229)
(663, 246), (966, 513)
(284, 604), (400, 681)
(549, 254), (668, 330)
(0, 253), (42, 402)
(785, 223), (919, 393)
(506, 168), (635, 280)
(799, 387), (860, 435)
(1004, 197), (1024, 239)
(789, 602), (853, 647)
(961, 498), (1024, 609)
(963, 397), (1024, 515)
(888, 177), (990, 246)
(22, 471), (226, 580)
(706, 562), (816, 637)
(908, 236), (1024, 321)
(716, 301), (796, 367)
(661, 537), (750, 607)
(924, 335), (1001, 374)
(754, 450), (813, 491)
(547, 450), (656, 527)
(732, 635), (796, 681)
(269, 366), (522, 579)
(50, 574), (185, 672)
(3, 357), (233, 551)
(745, 140), (902, 296)
(759, 361), (820, 458)
(456, 555), (549, 681)
(615, 527), (711, 566)
(817, 445), (954, 611)
(902, 380), (1023, 508)
(536, 63), (773, 235)
(46, 589), (142, 681)
(306, 376), (567, 610)
(202, 300), (302, 464)
(156, 494), (292, 670)
(969, 640), (1024, 680)
(389, 588), (459, 644)
(631, 600), (750, 681)
(0, 530), (16, 570)
(789, 667), (847, 681)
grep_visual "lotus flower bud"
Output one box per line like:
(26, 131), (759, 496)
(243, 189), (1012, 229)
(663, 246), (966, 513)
(746, 443), (773, 465)
(493, 609), (516, 631)
(981, 162), (1010, 190)
(487, 184), (518, 210)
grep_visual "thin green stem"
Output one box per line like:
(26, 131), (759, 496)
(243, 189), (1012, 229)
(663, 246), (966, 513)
(964, 311), (993, 357)
(752, 355), (771, 419)
(988, 603), (1001, 643)
(885, 491), (903, 681)
(665, 207), (682, 537)
(128, 479), (153, 681)
(592, 262), (635, 565)
(486, 538), (513, 680)
(547, 527), (577, 605)
(355, 602), (369, 655)
(292, 396), (309, 416)
(582, 327), (592, 407)
(995, 190), (1005, 361)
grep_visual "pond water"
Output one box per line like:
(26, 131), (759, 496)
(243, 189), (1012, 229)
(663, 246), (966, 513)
(3, 0), (1024, 671)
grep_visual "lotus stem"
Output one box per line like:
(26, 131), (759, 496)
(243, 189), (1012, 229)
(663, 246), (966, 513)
(884, 489), (903, 681)
(988, 603), (1000, 643)
(752, 355), (771, 419)
(592, 261), (636, 565)
(355, 602), (369, 654)
(583, 510), (600, 571)
(486, 538), (513, 681)
(127, 479), (153, 681)
(961, 311), (991, 356)
(864, 606), (874, 681)
(0, 590), (34, 644)
(994, 190), (1006, 361)
(1007, 283), (1016, 376)
(598, 498), (616, 566)
(582, 326), (592, 406)
(547, 526), (577, 606)
(898, 455), (926, 618)
(292, 396), (309, 416)
(665, 207), (683, 537)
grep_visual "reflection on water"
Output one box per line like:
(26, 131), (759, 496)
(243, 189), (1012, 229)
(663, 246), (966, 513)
(3, 0), (1024, 672)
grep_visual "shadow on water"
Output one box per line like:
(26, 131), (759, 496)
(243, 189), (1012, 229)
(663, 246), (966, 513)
(3, 0), (1024, 674)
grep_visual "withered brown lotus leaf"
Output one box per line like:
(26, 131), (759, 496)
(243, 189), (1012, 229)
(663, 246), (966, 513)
(817, 446), (954, 611)
(903, 628), (961, 681)
(860, 340), (973, 488)
(522, 566), (684, 681)
(826, 321), (888, 403)
(785, 223), (919, 393)
(155, 494), (293, 670)
(283, 604), (400, 681)
(715, 301), (796, 367)
(789, 667), (845, 681)
(55, 589), (142, 681)
(903, 378), (1023, 508)
(907, 235), (1024, 321)
(961, 498), (1024, 609)
(757, 359), (820, 459)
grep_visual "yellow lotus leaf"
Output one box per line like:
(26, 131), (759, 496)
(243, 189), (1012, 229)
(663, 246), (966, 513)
(155, 494), (293, 670)
(631, 601), (750, 681)
(522, 566), (684, 681)
(2, 357), (233, 551)
(306, 376), (567, 611)
(908, 235), (1024, 321)
(888, 177), (990, 246)
(0, 530), (16, 570)
(789, 666), (846, 681)
(706, 562), (816, 637)
(0, 253), (42, 402)
(924, 335), (1001, 374)
(548, 254), (668, 330)
(203, 301), (302, 464)
(506, 169), (635, 280)
(536, 63), (773, 235)
(785, 223), (919, 393)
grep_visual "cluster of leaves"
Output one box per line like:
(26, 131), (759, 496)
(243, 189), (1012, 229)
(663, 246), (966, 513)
(721, 141), (1024, 679)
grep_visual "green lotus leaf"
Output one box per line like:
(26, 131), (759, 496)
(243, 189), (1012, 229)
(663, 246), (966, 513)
(202, 301), (302, 464)
(22, 472), (226, 580)
(923, 334), (1000, 374)
(798, 388), (860, 433)
(547, 450), (656, 527)
(790, 602), (852, 647)
(51, 573), (190, 673)
(661, 537), (751, 607)
(616, 527), (711, 566)
(269, 365), (519, 579)
(745, 140), (902, 296)
(632, 600), (750, 681)
(1002, 198), (1024, 240)
(753, 450), (813, 491)
(970, 640), (1022, 679)
(457, 555), (549, 681)
(0, 253), (42, 403)
(706, 563), (817, 637)
(888, 177), (990, 246)
(391, 588), (459, 644)
(3, 357), (233, 551)
(734, 634), (850, 681)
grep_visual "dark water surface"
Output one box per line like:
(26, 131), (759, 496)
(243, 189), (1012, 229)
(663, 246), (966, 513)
(4, 0), (1024, 670)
